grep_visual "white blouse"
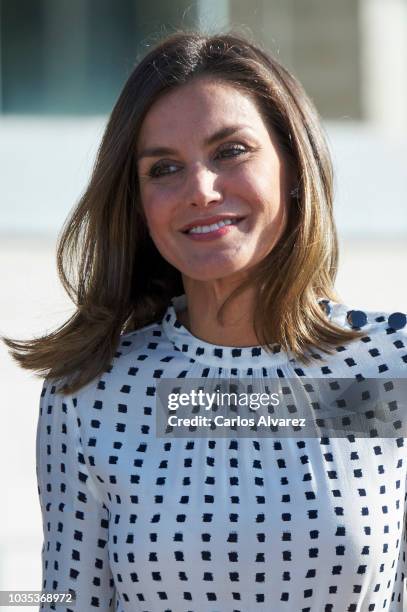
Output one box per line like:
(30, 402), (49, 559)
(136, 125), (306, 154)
(36, 295), (407, 611)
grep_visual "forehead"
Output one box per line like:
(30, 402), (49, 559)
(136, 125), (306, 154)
(137, 77), (269, 147)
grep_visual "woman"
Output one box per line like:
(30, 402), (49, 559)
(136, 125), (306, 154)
(4, 31), (407, 611)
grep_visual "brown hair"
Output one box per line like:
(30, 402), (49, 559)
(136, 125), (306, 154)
(2, 30), (364, 394)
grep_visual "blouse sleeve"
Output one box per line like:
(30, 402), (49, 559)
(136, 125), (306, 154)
(36, 379), (116, 611)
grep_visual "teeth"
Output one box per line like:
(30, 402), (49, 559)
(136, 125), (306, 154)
(188, 218), (238, 234)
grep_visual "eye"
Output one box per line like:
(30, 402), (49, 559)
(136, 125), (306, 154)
(148, 161), (181, 179)
(145, 143), (251, 179)
(215, 143), (250, 159)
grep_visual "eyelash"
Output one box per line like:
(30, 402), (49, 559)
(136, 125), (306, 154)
(147, 143), (251, 179)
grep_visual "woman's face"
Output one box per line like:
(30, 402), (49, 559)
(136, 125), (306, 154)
(137, 77), (292, 283)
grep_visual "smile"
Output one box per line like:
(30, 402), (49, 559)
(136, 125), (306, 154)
(187, 218), (239, 234)
(181, 217), (246, 242)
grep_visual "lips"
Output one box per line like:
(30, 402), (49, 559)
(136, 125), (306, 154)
(180, 215), (245, 234)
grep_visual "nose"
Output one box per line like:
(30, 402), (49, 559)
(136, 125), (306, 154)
(185, 163), (223, 208)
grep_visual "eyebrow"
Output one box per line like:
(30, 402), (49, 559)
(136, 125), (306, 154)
(137, 125), (250, 161)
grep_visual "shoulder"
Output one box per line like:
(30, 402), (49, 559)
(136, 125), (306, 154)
(41, 319), (172, 409)
(114, 318), (172, 363)
(327, 301), (406, 333)
(77, 319), (174, 402)
(326, 301), (407, 375)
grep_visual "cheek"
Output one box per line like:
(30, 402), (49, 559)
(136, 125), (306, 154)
(257, 165), (284, 202)
(141, 191), (173, 239)
(234, 157), (284, 201)
(238, 166), (289, 244)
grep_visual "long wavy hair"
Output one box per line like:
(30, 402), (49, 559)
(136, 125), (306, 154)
(2, 30), (365, 394)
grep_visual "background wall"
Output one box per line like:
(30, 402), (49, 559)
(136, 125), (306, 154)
(0, 1), (406, 609)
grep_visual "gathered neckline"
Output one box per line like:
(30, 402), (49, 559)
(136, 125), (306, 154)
(161, 294), (335, 369)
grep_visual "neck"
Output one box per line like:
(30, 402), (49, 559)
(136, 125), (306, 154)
(178, 276), (260, 347)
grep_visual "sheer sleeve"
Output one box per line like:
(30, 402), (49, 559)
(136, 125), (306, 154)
(36, 379), (116, 611)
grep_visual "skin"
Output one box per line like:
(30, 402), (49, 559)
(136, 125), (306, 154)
(137, 77), (292, 347)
